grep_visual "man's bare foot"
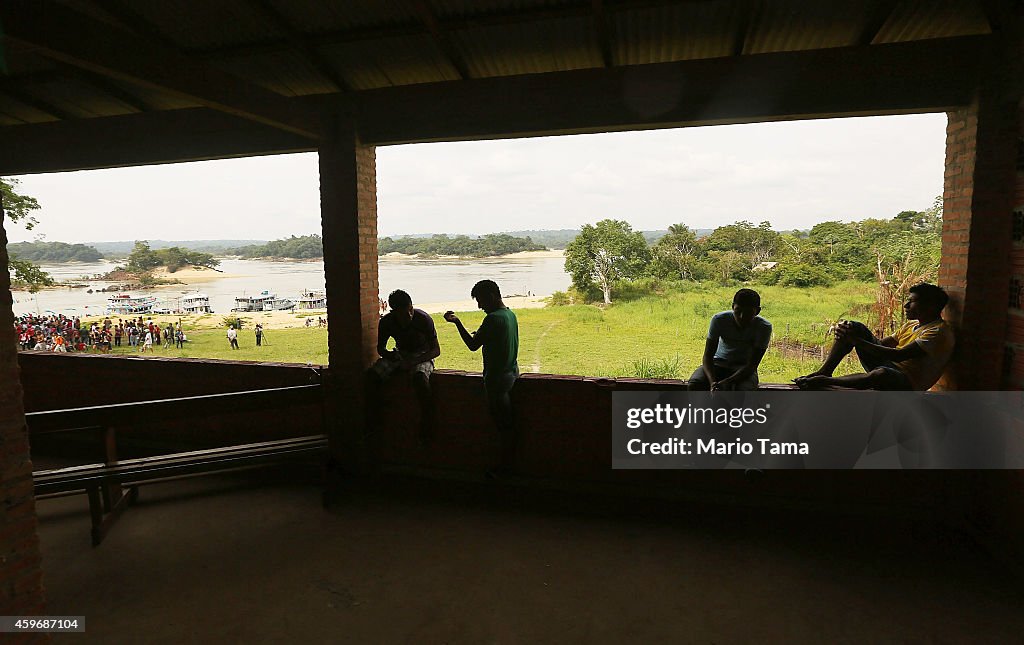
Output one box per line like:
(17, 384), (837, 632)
(795, 375), (835, 390)
(793, 370), (830, 385)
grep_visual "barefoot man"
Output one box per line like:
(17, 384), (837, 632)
(795, 283), (954, 391)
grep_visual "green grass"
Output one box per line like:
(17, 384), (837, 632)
(95, 281), (877, 383)
(105, 326), (330, 365)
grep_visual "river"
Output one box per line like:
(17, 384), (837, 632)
(11, 255), (571, 316)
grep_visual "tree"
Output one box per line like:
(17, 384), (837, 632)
(704, 220), (779, 269)
(564, 219), (651, 304)
(125, 241), (161, 273)
(650, 223), (704, 281)
(2, 177), (55, 292)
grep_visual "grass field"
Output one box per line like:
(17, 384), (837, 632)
(93, 281), (877, 384)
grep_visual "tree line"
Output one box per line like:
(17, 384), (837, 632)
(227, 235), (324, 259)
(379, 233), (546, 257)
(564, 197), (943, 304)
(7, 241), (103, 262)
(226, 233), (547, 258)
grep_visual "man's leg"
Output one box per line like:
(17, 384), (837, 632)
(485, 371), (518, 474)
(797, 367), (910, 391)
(411, 372), (434, 445)
(796, 321), (873, 382)
(687, 366), (711, 391)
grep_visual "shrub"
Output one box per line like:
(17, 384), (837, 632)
(778, 263), (832, 287)
(629, 355), (684, 379)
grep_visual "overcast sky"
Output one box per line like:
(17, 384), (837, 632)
(6, 113), (946, 244)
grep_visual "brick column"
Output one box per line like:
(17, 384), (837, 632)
(318, 106), (379, 473)
(939, 77), (1019, 389)
(0, 193), (47, 623)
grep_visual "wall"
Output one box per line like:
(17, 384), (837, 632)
(0, 199), (47, 631)
(19, 353), (323, 455)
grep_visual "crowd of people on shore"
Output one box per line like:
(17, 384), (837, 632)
(14, 313), (188, 353)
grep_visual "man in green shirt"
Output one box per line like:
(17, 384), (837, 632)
(444, 280), (519, 476)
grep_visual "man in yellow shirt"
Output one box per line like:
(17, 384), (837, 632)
(795, 283), (954, 391)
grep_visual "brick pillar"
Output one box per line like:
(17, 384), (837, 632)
(1006, 103), (1024, 389)
(0, 192), (47, 623)
(319, 106), (379, 473)
(939, 75), (1019, 389)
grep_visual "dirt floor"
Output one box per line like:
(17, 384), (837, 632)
(34, 470), (1024, 644)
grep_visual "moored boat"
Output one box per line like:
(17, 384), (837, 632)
(231, 290), (295, 312)
(183, 292), (213, 314)
(296, 289), (326, 310)
(105, 293), (158, 315)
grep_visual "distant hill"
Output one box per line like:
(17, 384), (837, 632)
(89, 240), (267, 256)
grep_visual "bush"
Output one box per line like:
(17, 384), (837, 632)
(777, 263), (832, 287)
(611, 277), (665, 302)
(546, 291), (571, 307)
(628, 355), (685, 379)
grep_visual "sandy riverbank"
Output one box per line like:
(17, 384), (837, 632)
(81, 296), (550, 331)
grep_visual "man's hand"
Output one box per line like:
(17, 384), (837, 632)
(712, 376), (735, 391)
(444, 311), (459, 324)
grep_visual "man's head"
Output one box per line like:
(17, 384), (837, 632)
(905, 283), (948, 322)
(731, 288), (761, 328)
(388, 289), (415, 327)
(471, 280), (502, 312)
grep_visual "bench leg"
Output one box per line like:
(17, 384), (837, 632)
(87, 487), (104, 546)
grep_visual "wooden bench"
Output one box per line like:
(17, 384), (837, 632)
(28, 383), (327, 545)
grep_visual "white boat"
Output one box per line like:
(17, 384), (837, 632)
(231, 290), (295, 312)
(105, 293), (158, 315)
(182, 292), (213, 314)
(296, 289), (327, 310)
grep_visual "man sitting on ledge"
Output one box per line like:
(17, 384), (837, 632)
(795, 282), (954, 391)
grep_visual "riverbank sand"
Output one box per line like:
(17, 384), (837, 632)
(85, 296), (549, 330)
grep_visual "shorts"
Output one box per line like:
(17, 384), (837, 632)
(688, 363), (759, 391)
(483, 367), (519, 402)
(370, 356), (434, 382)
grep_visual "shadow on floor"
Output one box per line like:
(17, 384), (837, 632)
(35, 467), (1024, 644)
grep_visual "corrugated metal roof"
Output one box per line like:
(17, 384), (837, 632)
(874, 0), (990, 44)
(0, 0), (998, 132)
(266, 0), (417, 33)
(212, 50), (342, 96)
(127, 0), (285, 50)
(25, 78), (135, 118)
(322, 35), (461, 90)
(0, 94), (59, 124)
(744, 0), (866, 54)
(452, 15), (599, 78)
(615, 1), (737, 65)
(432, 0), (579, 21)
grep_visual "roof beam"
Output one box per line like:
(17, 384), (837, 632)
(0, 86), (77, 121)
(0, 108), (315, 175)
(244, 0), (352, 92)
(857, 0), (898, 46)
(409, 0), (470, 80)
(353, 36), (990, 145)
(592, 0), (615, 67)
(0, 69), (152, 113)
(88, 0), (180, 49)
(0, 3), (319, 139)
(53, 64), (154, 113)
(731, 0), (763, 57)
(193, 0), (697, 62)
